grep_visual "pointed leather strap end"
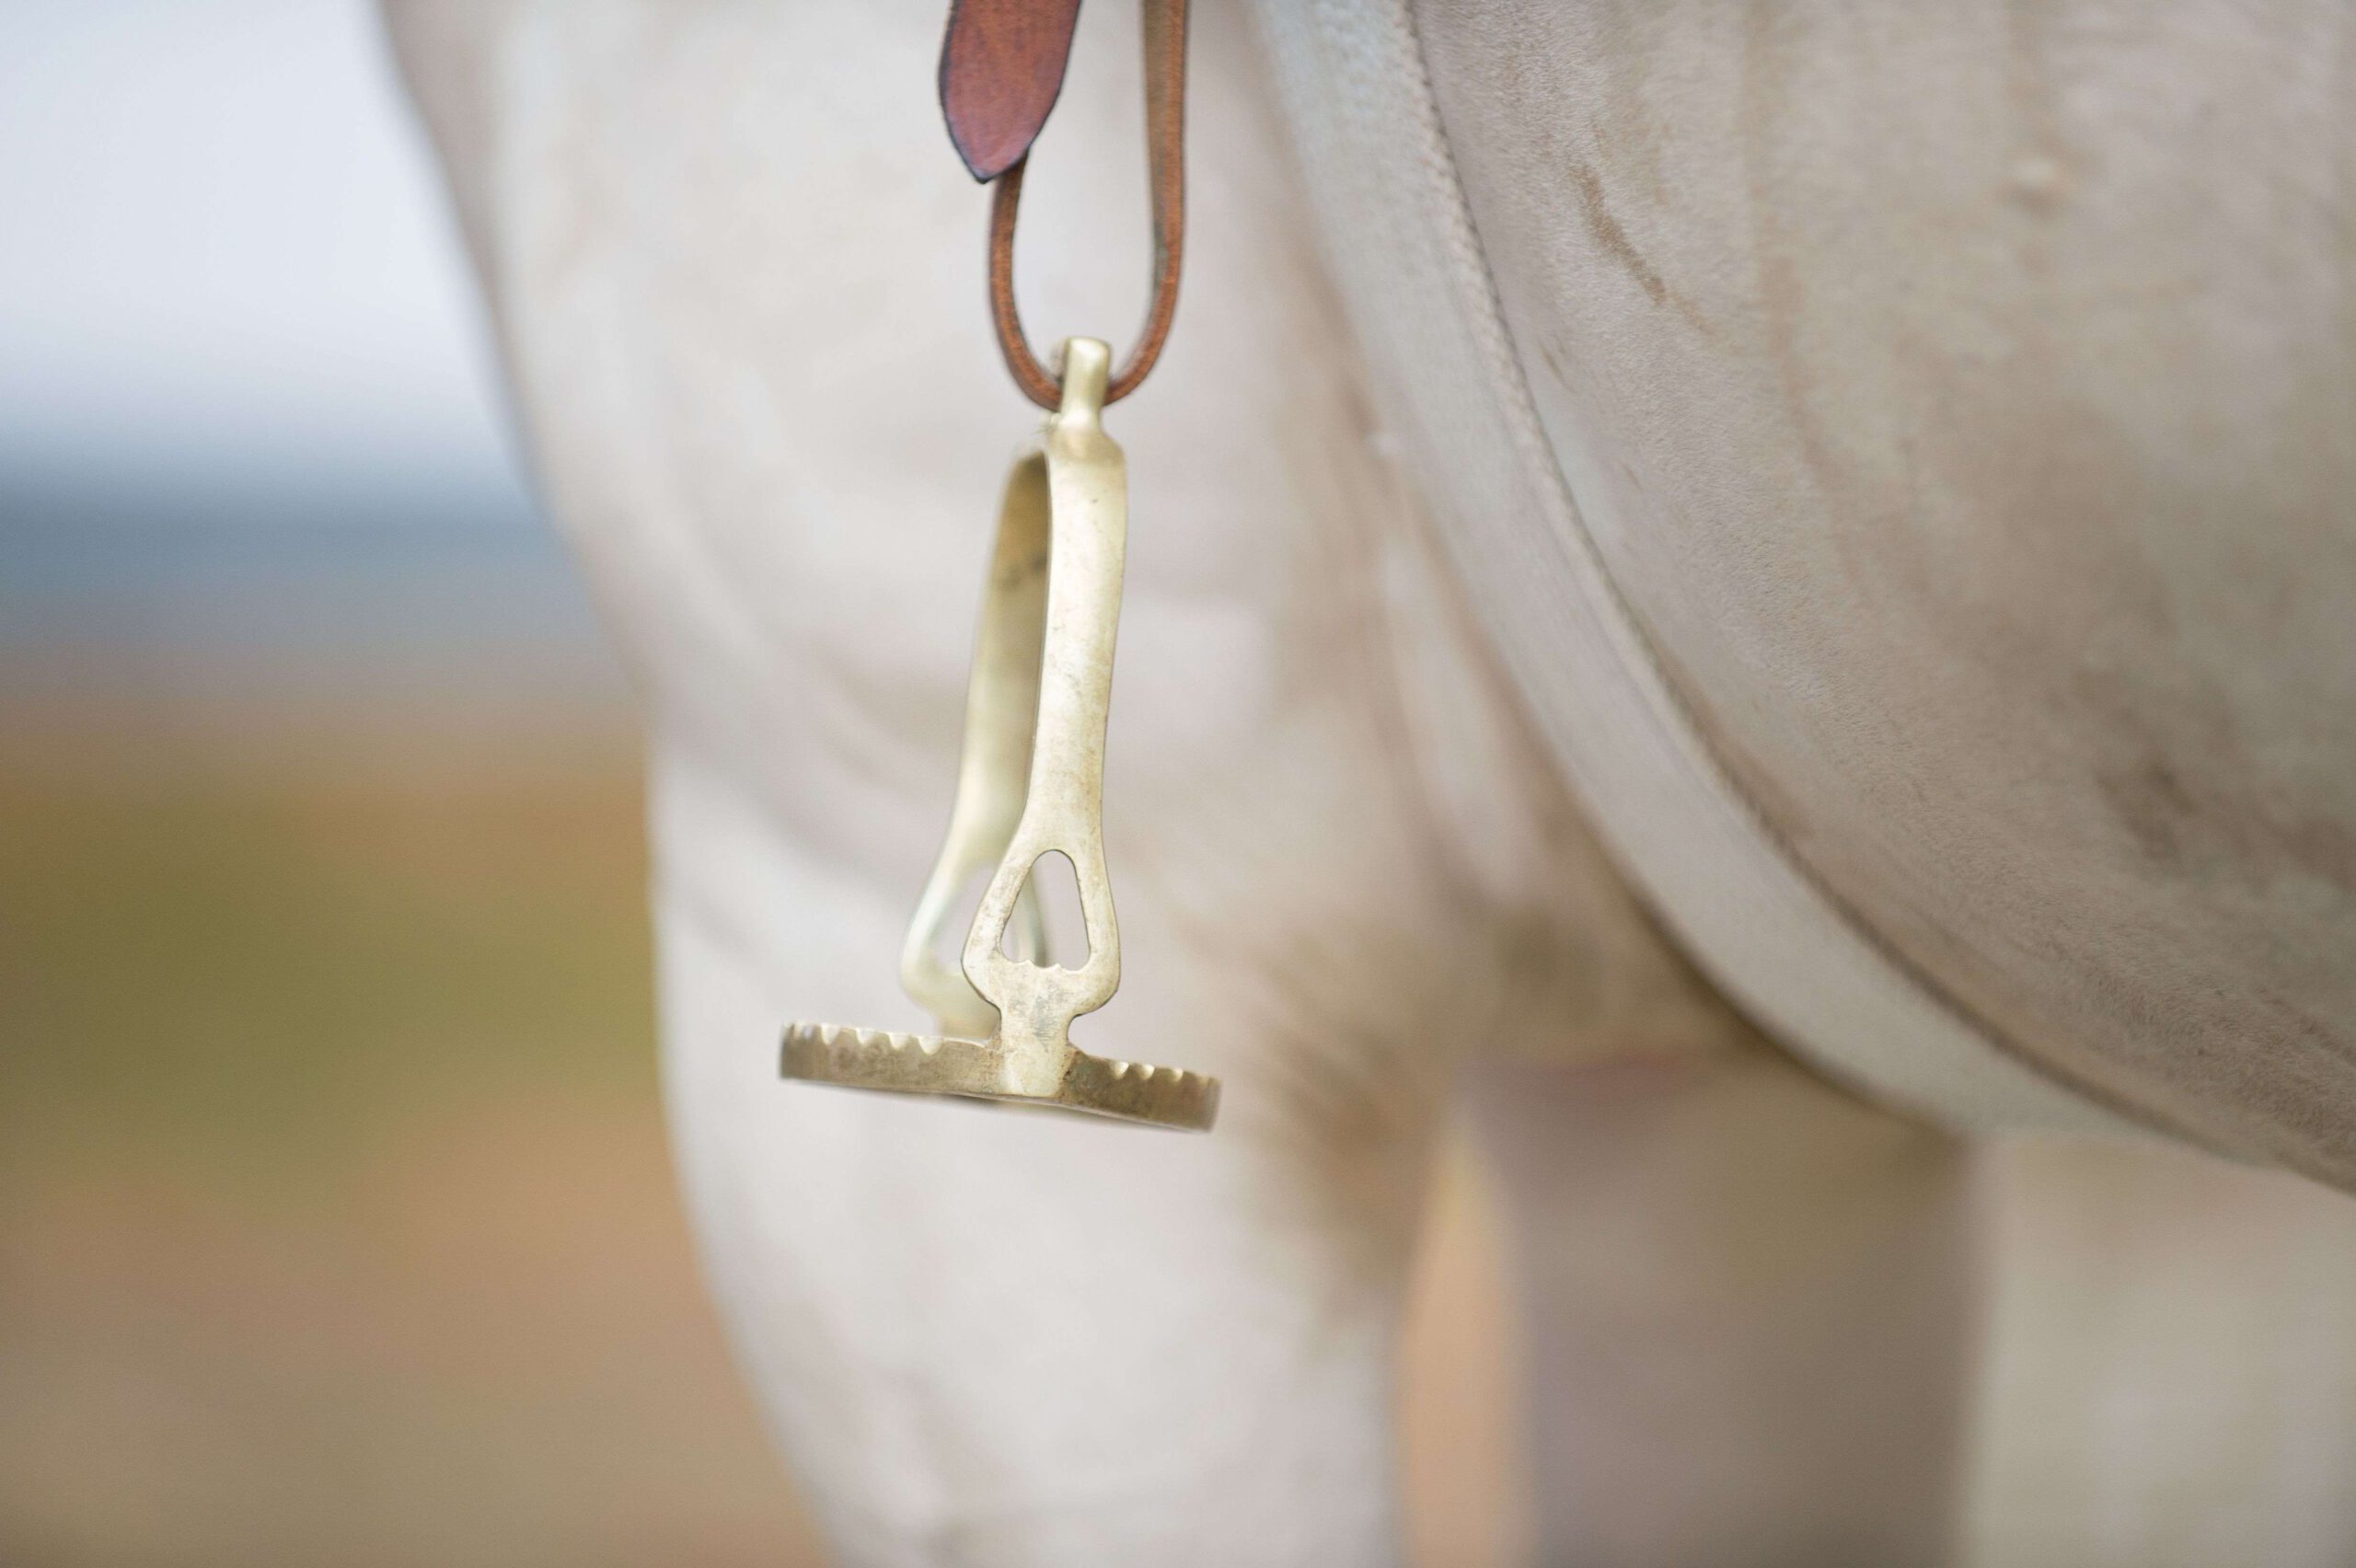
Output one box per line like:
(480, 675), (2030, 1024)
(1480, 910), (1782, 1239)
(939, 0), (1086, 181)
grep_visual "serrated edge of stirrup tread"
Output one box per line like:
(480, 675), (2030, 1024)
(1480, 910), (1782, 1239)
(780, 1020), (1219, 1131)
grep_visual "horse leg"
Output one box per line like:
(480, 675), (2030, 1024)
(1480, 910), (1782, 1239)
(1467, 1043), (1981, 1565)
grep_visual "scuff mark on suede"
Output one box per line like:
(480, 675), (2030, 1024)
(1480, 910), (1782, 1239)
(1567, 157), (1712, 339)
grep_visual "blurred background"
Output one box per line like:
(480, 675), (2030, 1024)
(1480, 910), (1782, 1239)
(0, 4), (1519, 1563)
(0, 1), (822, 1562)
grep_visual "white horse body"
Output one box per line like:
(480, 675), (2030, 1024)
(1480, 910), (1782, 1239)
(387, 2), (2356, 1562)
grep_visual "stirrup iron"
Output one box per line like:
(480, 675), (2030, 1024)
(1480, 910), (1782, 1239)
(780, 340), (1220, 1131)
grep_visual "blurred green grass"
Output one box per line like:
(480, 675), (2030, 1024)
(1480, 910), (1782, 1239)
(1, 752), (642, 1177)
(0, 709), (825, 1567)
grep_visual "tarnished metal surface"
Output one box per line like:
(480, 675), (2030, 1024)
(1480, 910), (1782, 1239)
(781, 339), (1220, 1131)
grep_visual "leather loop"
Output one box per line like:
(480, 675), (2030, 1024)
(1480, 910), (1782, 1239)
(948, 0), (1188, 409)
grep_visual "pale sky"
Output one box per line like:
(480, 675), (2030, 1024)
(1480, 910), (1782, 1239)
(0, 0), (523, 510)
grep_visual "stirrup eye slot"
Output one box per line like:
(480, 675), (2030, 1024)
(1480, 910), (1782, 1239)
(999, 849), (1089, 967)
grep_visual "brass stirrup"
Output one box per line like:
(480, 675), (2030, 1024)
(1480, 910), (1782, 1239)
(779, 339), (1220, 1131)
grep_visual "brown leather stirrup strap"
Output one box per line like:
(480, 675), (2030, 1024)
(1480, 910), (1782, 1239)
(939, 0), (1189, 409)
